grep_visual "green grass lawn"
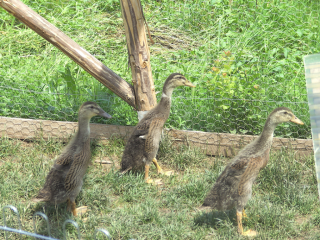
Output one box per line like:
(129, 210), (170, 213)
(0, 136), (319, 239)
(1, 1), (319, 238)
(0, 0), (319, 138)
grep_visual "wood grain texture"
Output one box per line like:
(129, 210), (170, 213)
(0, 116), (134, 141)
(167, 129), (313, 158)
(0, 117), (313, 158)
(120, 0), (156, 111)
(0, 0), (136, 108)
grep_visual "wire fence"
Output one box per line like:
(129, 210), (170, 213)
(0, 205), (115, 239)
(0, 0), (317, 140)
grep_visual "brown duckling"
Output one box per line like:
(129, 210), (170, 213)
(32, 101), (111, 216)
(202, 107), (304, 236)
(121, 73), (196, 184)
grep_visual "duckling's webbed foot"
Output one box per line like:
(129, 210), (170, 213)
(237, 210), (257, 237)
(67, 199), (76, 216)
(242, 208), (248, 219)
(242, 229), (257, 237)
(75, 206), (88, 216)
(67, 199), (88, 216)
(152, 158), (174, 176)
(146, 178), (163, 185)
(145, 164), (163, 185)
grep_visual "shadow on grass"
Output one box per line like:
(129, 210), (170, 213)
(31, 202), (78, 239)
(194, 208), (237, 228)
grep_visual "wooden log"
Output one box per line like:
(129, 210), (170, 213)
(120, 0), (157, 111)
(0, 0), (136, 108)
(0, 116), (134, 141)
(0, 116), (313, 158)
(167, 129), (313, 159)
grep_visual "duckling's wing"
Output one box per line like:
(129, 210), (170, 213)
(136, 118), (154, 136)
(55, 152), (74, 165)
(237, 156), (264, 196)
(32, 145), (78, 203)
(144, 118), (166, 155)
(64, 149), (91, 194)
(55, 145), (78, 165)
(120, 115), (166, 172)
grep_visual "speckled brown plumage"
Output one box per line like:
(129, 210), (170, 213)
(120, 73), (196, 183)
(202, 107), (304, 236)
(32, 102), (111, 216)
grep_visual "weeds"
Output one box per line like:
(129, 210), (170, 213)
(0, 137), (319, 239)
(0, 0), (318, 138)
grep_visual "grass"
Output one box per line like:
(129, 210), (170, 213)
(0, 0), (319, 138)
(0, 136), (319, 239)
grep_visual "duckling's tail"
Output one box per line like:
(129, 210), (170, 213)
(202, 185), (221, 209)
(31, 196), (47, 203)
(120, 153), (133, 173)
(120, 166), (132, 175)
(31, 190), (50, 203)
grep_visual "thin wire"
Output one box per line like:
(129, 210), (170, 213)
(0, 226), (59, 240)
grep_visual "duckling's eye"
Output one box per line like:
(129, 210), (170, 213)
(284, 111), (288, 114)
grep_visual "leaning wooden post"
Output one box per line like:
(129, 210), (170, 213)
(0, 0), (136, 108)
(120, 0), (157, 118)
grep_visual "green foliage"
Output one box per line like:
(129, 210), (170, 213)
(0, 0), (318, 139)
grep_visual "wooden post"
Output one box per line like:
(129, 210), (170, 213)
(0, 0), (136, 108)
(120, 0), (157, 112)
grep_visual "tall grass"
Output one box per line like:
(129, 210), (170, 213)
(0, 137), (319, 239)
(0, 0), (319, 138)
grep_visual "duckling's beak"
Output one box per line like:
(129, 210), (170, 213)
(290, 116), (304, 125)
(99, 111), (112, 119)
(185, 80), (196, 88)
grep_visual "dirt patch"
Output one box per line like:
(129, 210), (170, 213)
(150, 25), (199, 51)
(295, 215), (311, 225)
(93, 155), (120, 172)
(159, 208), (176, 214)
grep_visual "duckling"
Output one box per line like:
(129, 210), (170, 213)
(32, 101), (111, 216)
(202, 107), (304, 236)
(121, 73), (196, 184)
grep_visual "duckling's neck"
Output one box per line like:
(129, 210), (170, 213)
(159, 87), (174, 111)
(77, 116), (91, 141)
(257, 117), (277, 147)
(162, 83), (175, 98)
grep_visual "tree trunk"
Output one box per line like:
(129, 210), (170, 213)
(0, 0), (136, 108)
(120, 0), (157, 112)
